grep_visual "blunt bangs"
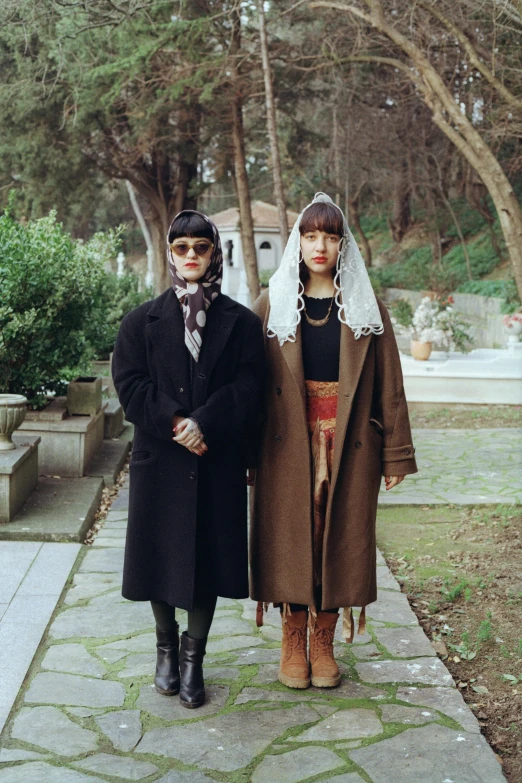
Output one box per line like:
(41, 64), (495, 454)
(168, 213), (214, 242)
(299, 202), (343, 237)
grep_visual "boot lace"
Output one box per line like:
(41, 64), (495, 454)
(312, 626), (334, 656)
(287, 626), (306, 655)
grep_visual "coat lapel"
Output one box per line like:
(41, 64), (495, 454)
(146, 289), (192, 410)
(280, 324), (306, 401)
(331, 325), (371, 490)
(146, 291), (239, 411)
(280, 324), (307, 424)
(192, 295), (238, 408)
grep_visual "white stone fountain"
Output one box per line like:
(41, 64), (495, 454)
(401, 341), (522, 405)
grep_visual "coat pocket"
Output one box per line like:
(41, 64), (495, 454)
(369, 418), (384, 436)
(130, 449), (156, 465)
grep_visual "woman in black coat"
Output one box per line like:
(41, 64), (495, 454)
(112, 210), (264, 709)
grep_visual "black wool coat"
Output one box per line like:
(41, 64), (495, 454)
(112, 288), (265, 610)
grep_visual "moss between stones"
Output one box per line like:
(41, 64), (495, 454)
(2, 523), (474, 782)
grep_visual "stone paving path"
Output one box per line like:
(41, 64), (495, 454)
(0, 475), (507, 783)
(380, 428), (522, 505)
(0, 541), (81, 734)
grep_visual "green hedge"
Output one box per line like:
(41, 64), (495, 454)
(84, 272), (153, 360)
(0, 205), (151, 406)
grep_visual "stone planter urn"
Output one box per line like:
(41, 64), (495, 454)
(67, 376), (102, 417)
(410, 340), (433, 361)
(0, 394), (28, 450)
(503, 317), (522, 344)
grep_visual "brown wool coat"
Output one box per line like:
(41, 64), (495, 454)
(249, 290), (418, 611)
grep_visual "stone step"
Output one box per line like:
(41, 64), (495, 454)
(18, 406), (106, 478)
(0, 436), (40, 523)
(103, 399), (124, 439)
(0, 476), (103, 542)
(86, 427), (132, 487)
(25, 397), (67, 422)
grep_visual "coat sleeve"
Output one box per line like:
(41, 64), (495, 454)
(112, 312), (185, 441)
(373, 302), (418, 478)
(190, 315), (265, 450)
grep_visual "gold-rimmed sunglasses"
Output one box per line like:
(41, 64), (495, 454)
(169, 240), (214, 258)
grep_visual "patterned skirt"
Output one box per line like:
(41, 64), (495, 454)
(306, 380), (338, 587)
(306, 380), (366, 643)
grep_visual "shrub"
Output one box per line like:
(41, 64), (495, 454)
(444, 199), (493, 239)
(370, 247), (434, 291)
(0, 206), (119, 407)
(358, 212), (388, 238)
(443, 232), (500, 280)
(85, 272), (153, 360)
(389, 298), (414, 328)
(370, 232), (502, 295)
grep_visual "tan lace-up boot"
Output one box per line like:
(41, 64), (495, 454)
(309, 612), (341, 687)
(278, 610), (310, 689)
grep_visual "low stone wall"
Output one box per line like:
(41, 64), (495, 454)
(385, 288), (505, 349)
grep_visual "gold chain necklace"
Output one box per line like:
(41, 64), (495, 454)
(303, 296), (334, 327)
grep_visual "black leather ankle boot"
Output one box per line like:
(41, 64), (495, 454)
(154, 625), (180, 695)
(179, 631), (207, 708)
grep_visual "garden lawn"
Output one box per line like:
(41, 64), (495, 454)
(409, 404), (522, 429)
(377, 504), (522, 783)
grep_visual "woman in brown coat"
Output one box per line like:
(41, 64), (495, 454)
(250, 193), (417, 689)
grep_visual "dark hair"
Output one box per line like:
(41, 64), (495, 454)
(168, 212), (214, 242)
(299, 202), (343, 237)
(299, 202), (343, 282)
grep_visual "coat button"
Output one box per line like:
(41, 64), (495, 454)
(275, 435), (282, 442)
(179, 387), (184, 393)
(189, 471), (196, 480)
(403, 448), (412, 456)
(276, 387), (282, 395)
(355, 440), (362, 448)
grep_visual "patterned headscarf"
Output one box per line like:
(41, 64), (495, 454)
(167, 210), (223, 363)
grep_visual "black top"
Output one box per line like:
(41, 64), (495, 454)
(301, 295), (341, 382)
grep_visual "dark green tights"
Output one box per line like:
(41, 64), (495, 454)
(151, 597), (217, 640)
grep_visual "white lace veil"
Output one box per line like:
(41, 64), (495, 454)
(267, 192), (383, 344)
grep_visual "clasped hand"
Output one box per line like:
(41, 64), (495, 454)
(172, 416), (207, 456)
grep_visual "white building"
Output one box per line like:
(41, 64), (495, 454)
(210, 201), (299, 303)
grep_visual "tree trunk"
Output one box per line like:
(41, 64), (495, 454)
(430, 157), (472, 280)
(332, 103), (342, 206)
(348, 196), (372, 266)
(389, 162), (411, 242)
(367, 0), (522, 297)
(149, 209), (170, 296)
(130, 108), (200, 296)
(311, 0), (522, 300)
(257, 0), (288, 246)
(174, 108), (200, 214)
(230, 4), (260, 304)
(463, 163), (504, 262)
(126, 180), (155, 290)
(232, 98), (260, 303)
